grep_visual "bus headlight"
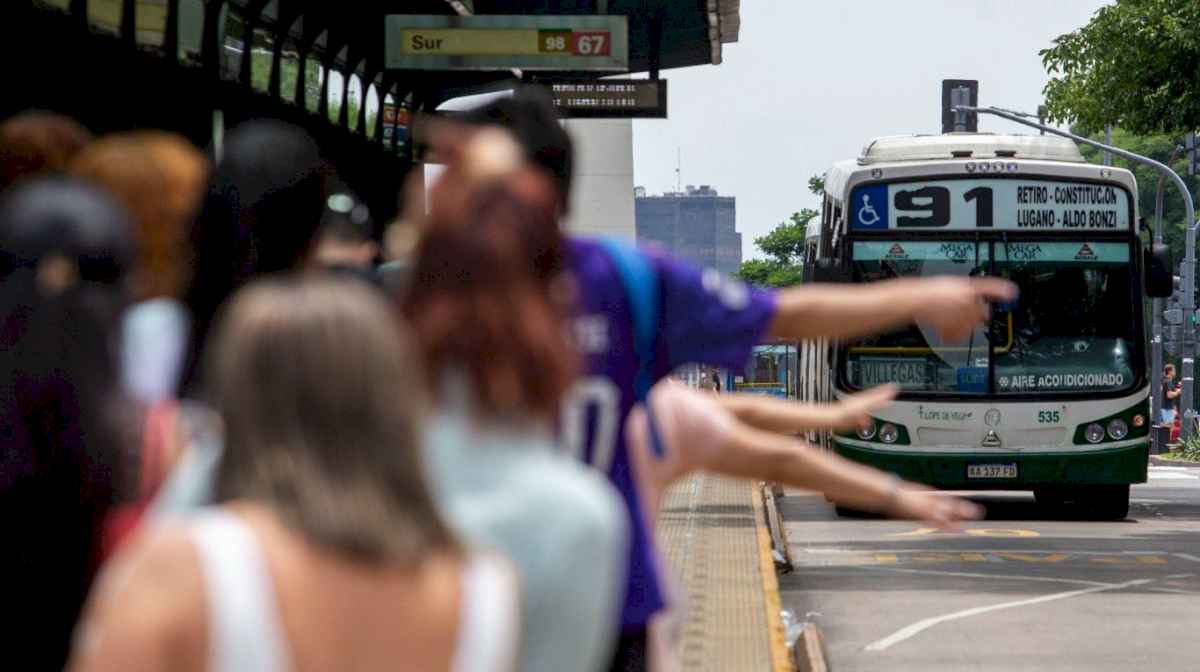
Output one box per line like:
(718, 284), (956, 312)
(1085, 423), (1106, 444)
(879, 423), (900, 444)
(856, 423), (877, 440)
(1107, 419), (1129, 441)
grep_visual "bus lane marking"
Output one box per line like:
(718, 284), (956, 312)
(854, 565), (1108, 587)
(887, 527), (1041, 538)
(863, 577), (1156, 652)
(858, 550), (1168, 567)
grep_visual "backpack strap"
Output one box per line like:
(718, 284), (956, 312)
(597, 238), (659, 401)
(597, 238), (668, 459)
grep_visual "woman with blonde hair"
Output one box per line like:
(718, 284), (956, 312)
(70, 278), (519, 672)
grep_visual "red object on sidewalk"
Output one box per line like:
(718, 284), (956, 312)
(1171, 416), (1182, 444)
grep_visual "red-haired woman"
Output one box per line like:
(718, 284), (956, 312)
(403, 129), (628, 672)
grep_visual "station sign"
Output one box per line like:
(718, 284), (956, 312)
(536, 78), (667, 118)
(385, 15), (628, 71)
(850, 179), (1131, 232)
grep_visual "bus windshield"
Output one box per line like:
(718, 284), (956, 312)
(845, 241), (992, 394)
(842, 240), (1138, 396)
(992, 241), (1136, 394)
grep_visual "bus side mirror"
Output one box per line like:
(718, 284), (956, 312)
(812, 259), (850, 283)
(1145, 243), (1173, 298)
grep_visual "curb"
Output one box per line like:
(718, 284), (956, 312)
(761, 484), (831, 672)
(753, 483), (796, 672)
(795, 625), (830, 672)
(1150, 455), (1200, 468)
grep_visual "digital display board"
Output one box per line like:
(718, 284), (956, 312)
(385, 15), (628, 71)
(540, 79), (667, 118)
(849, 179), (1131, 232)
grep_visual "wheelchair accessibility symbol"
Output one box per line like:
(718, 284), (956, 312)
(852, 184), (888, 230)
(858, 194), (880, 226)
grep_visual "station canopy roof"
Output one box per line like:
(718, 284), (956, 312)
(245, 0), (741, 103)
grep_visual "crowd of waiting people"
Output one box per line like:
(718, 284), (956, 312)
(1, 87), (1016, 672)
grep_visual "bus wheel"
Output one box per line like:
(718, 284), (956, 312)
(1033, 488), (1066, 508)
(1032, 487), (1070, 513)
(1073, 485), (1131, 521)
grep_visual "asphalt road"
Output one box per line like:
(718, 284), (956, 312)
(778, 464), (1200, 672)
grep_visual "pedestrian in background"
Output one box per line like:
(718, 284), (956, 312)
(0, 177), (137, 670)
(150, 120), (334, 517)
(1161, 363), (1181, 426)
(0, 109), (92, 191)
(69, 131), (211, 559)
(70, 131), (208, 407)
(71, 278), (519, 672)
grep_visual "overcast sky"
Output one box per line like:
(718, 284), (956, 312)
(632, 0), (1112, 260)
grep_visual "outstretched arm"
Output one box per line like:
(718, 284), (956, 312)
(635, 383), (981, 531)
(719, 384), (898, 434)
(707, 423), (980, 530)
(767, 277), (1017, 342)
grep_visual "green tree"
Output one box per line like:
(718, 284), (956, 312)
(734, 173), (825, 288)
(1040, 0), (1200, 135)
(1075, 128), (1200, 261)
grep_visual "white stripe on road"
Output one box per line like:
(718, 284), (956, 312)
(863, 577), (1155, 652)
(1148, 467), (1200, 479)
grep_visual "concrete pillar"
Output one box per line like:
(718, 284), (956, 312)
(561, 118), (635, 239)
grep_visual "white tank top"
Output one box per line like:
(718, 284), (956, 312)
(188, 511), (519, 672)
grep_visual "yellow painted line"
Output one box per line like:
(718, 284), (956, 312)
(888, 527), (939, 537)
(874, 553), (899, 564)
(965, 528), (1041, 538)
(996, 553), (1069, 563)
(1090, 555), (1169, 565)
(752, 483), (795, 672)
(888, 527), (1042, 539)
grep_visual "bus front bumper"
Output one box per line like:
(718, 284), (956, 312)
(832, 440), (1149, 488)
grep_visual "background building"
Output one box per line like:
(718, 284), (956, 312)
(635, 184), (742, 275)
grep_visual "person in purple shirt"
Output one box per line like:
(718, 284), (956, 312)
(446, 87), (1015, 671)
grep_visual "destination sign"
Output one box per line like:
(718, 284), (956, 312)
(538, 78), (667, 118)
(850, 179), (1131, 232)
(385, 15), (628, 71)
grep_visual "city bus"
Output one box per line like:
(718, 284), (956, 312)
(800, 133), (1162, 519)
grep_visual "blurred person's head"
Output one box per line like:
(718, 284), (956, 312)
(179, 120), (329, 396)
(0, 110), (93, 192)
(1165, 363), (1176, 380)
(69, 131), (208, 300)
(452, 86), (574, 215)
(314, 192), (378, 270)
(403, 156), (577, 422)
(209, 277), (453, 563)
(0, 176), (136, 451)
